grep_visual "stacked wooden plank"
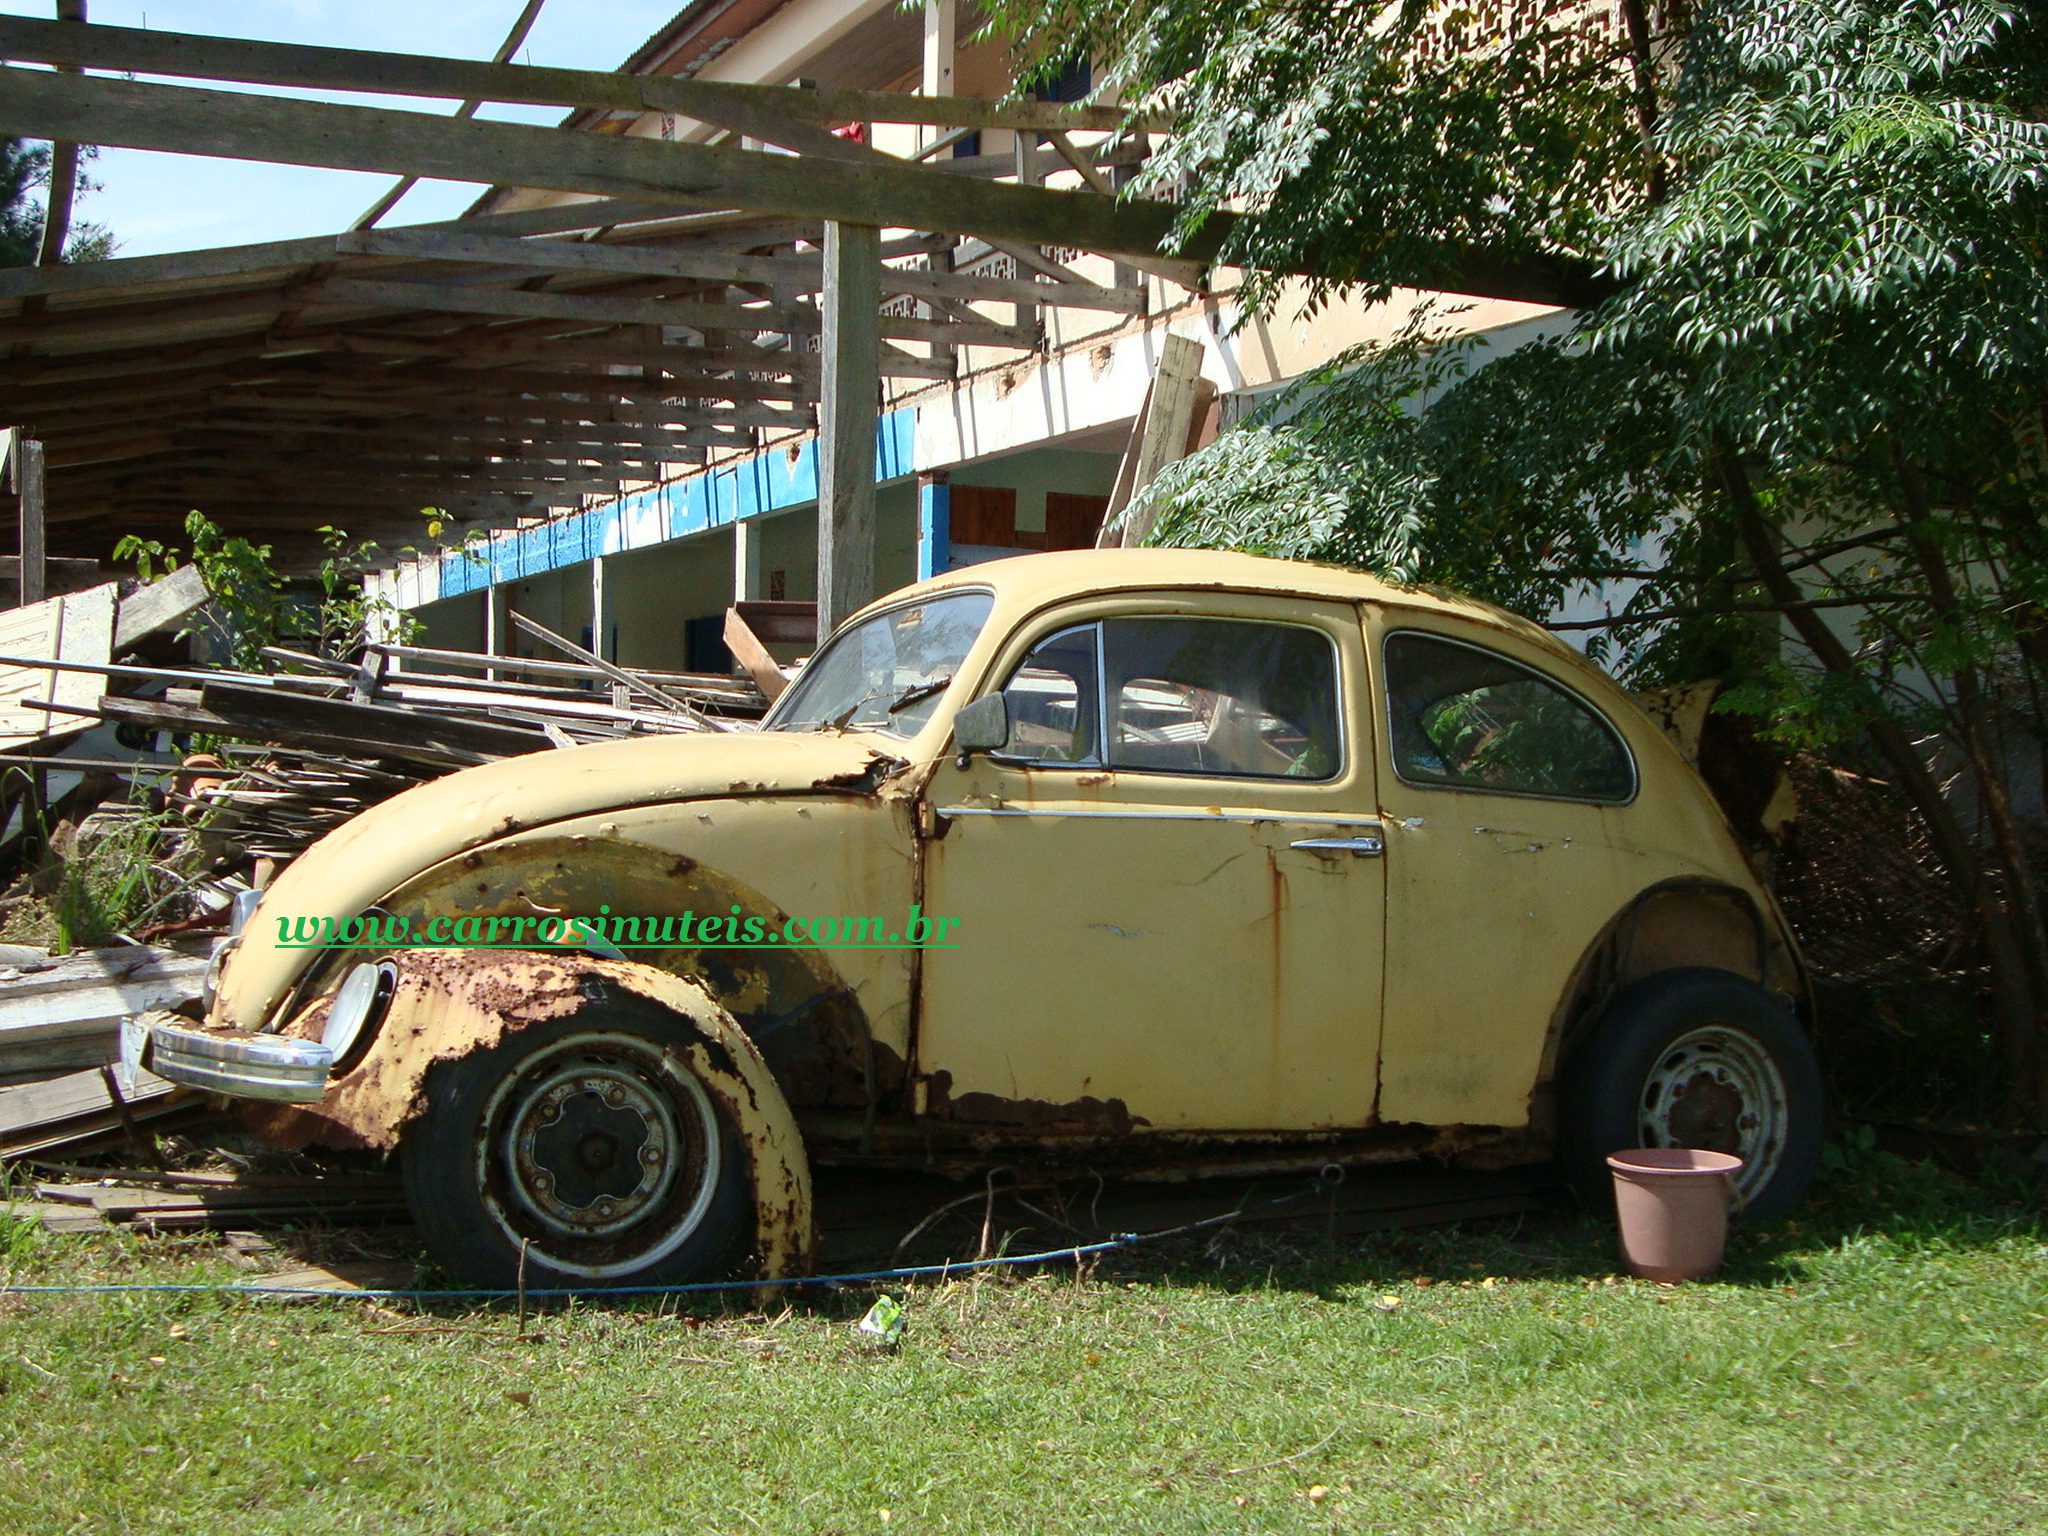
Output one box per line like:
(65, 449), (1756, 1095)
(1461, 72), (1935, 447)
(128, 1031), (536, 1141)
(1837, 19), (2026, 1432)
(0, 944), (212, 1075)
(18, 1168), (408, 1234)
(0, 1063), (201, 1160)
(8, 629), (770, 877)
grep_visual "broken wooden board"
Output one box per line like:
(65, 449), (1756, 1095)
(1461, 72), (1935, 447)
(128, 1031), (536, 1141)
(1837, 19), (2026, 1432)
(723, 605), (796, 704)
(111, 562), (210, 650)
(0, 945), (212, 1074)
(247, 1256), (418, 1293)
(0, 1063), (200, 1158)
(28, 1170), (408, 1232)
(1101, 332), (1213, 548)
(0, 581), (115, 747)
(9, 1198), (110, 1234)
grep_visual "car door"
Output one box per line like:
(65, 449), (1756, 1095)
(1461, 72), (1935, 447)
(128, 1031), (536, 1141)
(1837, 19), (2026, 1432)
(916, 592), (1385, 1134)
(1369, 614), (1645, 1130)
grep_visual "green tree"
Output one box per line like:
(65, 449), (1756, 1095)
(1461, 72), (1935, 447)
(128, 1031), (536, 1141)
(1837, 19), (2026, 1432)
(0, 137), (47, 266)
(0, 134), (115, 266)
(991, 0), (2048, 1117)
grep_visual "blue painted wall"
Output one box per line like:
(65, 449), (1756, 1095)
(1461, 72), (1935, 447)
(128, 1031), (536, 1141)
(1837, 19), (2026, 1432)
(435, 408), (915, 601)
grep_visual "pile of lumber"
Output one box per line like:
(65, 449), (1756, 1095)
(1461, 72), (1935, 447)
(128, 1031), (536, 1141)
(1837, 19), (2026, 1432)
(0, 942), (215, 1162)
(0, 943), (212, 1075)
(0, 1061), (202, 1161)
(14, 1168), (408, 1235)
(2, 615), (770, 881)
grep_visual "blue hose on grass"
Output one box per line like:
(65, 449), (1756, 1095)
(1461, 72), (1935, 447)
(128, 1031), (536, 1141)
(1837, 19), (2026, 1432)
(0, 1183), (1327, 1302)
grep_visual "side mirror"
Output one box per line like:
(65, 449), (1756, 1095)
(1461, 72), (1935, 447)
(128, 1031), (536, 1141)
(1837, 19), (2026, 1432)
(952, 693), (1010, 756)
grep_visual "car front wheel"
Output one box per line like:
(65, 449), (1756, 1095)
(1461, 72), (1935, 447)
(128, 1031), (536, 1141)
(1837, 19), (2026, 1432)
(1560, 967), (1824, 1221)
(402, 1008), (753, 1290)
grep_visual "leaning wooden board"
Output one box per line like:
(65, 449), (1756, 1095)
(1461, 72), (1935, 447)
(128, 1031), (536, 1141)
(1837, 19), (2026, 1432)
(0, 947), (211, 1074)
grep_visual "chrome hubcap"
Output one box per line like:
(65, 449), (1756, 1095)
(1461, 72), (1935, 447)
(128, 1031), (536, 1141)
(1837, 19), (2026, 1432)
(1637, 1025), (1789, 1207)
(477, 1033), (721, 1279)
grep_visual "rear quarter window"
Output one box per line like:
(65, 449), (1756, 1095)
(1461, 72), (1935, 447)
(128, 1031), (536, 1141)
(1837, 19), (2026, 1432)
(1384, 631), (1635, 804)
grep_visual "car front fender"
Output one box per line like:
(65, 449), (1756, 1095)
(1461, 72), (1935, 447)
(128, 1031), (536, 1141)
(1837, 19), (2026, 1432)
(244, 948), (816, 1282)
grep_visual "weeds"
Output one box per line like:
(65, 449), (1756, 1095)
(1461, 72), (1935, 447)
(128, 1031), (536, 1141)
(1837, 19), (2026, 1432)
(0, 786), (195, 952)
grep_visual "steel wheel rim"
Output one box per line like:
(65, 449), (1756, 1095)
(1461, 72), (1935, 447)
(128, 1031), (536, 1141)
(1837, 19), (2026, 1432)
(1636, 1024), (1789, 1206)
(477, 1032), (722, 1280)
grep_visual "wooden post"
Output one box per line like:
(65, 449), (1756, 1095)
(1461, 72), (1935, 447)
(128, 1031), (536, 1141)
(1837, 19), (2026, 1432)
(817, 221), (880, 635)
(13, 433), (46, 608)
(921, 0), (959, 380)
(1013, 128), (1043, 345)
(921, 0), (956, 149)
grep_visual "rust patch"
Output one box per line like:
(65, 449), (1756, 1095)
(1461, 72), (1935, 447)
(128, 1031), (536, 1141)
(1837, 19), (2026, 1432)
(338, 834), (890, 1111)
(810, 753), (911, 795)
(246, 949), (816, 1282)
(753, 990), (899, 1110)
(921, 1070), (1149, 1136)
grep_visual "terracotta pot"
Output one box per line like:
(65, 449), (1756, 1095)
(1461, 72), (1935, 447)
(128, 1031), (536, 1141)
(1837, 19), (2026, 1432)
(1606, 1148), (1744, 1282)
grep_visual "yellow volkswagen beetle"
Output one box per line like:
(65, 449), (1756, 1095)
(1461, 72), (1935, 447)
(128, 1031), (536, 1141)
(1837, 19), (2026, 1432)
(137, 549), (1819, 1288)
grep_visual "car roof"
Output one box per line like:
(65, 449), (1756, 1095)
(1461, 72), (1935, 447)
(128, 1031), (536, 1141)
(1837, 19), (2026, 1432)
(872, 547), (1552, 644)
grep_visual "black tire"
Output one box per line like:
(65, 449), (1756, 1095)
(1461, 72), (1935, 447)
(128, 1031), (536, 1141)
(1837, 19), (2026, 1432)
(401, 1004), (753, 1290)
(1560, 967), (1823, 1222)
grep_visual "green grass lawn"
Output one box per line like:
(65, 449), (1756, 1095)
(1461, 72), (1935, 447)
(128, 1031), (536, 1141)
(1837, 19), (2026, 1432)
(2, 1150), (2043, 1536)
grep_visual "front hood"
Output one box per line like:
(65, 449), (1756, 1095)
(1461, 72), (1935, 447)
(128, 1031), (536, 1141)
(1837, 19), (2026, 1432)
(218, 729), (906, 1027)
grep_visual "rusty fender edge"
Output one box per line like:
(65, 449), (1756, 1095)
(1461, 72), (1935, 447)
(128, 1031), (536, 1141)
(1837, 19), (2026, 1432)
(245, 949), (816, 1283)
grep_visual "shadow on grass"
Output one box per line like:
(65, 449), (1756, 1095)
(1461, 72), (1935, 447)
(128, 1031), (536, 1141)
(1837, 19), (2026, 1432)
(174, 1145), (2044, 1323)
(897, 1150), (2047, 1307)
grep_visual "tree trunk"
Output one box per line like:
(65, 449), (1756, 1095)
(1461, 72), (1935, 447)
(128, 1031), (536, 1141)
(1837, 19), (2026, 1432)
(1716, 450), (2047, 1120)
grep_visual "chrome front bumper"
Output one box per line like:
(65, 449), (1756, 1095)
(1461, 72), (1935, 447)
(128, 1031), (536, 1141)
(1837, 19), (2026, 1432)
(121, 1011), (333, 1103)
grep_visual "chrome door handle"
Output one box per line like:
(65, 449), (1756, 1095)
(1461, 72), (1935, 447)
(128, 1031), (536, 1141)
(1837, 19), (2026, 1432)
(1289, 833), (1384, 857)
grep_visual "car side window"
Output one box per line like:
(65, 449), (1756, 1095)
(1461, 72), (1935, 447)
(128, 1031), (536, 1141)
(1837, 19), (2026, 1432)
(995, 615), (1342, 780)
(996, 624), (1102, 763)
(1384, 631), (1634, 802)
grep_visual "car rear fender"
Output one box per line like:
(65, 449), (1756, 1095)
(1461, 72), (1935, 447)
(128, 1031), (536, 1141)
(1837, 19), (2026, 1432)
(1527, 878), (1813, 1138)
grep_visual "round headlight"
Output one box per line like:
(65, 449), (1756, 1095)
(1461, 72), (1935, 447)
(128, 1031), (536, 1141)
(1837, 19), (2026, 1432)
(202, 936), (238, 1009)
(322, 961), (397, 1062)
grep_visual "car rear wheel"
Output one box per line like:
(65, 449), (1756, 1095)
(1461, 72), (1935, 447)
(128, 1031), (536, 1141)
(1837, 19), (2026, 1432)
(402, 1007), (752, 1290)
(1560, 967), (1823, 1221)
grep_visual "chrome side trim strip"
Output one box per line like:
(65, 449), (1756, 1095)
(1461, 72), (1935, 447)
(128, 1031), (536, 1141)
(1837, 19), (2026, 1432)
(934, 806), (1385, 828)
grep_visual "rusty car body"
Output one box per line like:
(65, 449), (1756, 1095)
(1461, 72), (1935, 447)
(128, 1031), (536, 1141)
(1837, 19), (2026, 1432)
(134, 549), (1821, 1287)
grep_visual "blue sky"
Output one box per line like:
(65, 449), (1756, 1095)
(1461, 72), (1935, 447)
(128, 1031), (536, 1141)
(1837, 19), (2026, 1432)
(1, 1), (689, 255)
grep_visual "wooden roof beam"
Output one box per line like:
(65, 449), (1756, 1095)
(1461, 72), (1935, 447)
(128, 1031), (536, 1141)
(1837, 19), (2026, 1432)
(0, 16), (1162, 135)
(302, 276), (1039, 351)
(0, 67), (1226, 274)
(337, 229), (1146, 315)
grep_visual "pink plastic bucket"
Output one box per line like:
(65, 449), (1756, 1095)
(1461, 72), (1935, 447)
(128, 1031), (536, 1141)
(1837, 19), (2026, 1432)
(1606, 1148), (1745, 1282)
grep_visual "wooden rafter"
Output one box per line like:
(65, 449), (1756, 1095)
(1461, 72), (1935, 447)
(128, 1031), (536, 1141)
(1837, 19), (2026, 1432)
(0, 67), (1217, 270)
(0, 16), (1164, 135)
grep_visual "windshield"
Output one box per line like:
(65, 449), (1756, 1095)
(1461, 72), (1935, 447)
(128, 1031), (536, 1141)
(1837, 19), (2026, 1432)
(765, 590), (995, 737)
